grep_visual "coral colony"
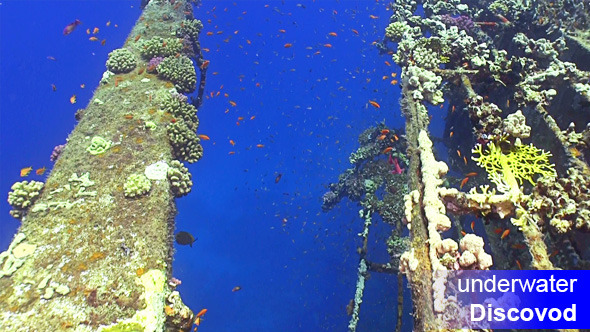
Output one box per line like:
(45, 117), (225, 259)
(323, 0), (590, 330)
(1, 1), (206, 330)
(2, 0), (590, 330)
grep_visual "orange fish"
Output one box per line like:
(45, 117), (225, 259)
(206, 31), (214, 36)
(323, 43), (332, 48)
(351, 29), (359, 35)
(256, 144), (264, 148)
(196, 309), (207, 318)
(229, 101), (237, 107)
(456, 150), (461, 157)
(232, 286), (242, 292)
(449, 131), (454, 138)
(101, 39), (106, 46)
(368, 100), (380, 109)
(92, 27), (99, 34)
(106, 21), (111, 27)
(284, 43), (293, 48)
(384, 61), (391, 66)
(275, 173), (283, 183)
(86, 28), (90, 34)
(198, 134), (210, 141)
(228, 151), (235, 155)
(237, 117), (244, 121)
(501, 229), (510, 240)
(195, 317), (201, 326)
(382, 147), (393, 154)
(461, 230), (466, 236)
(134, 34), (141, 42)
(470, 221), (475, 232)
(89, 36), (98, 41)
(200, 60), (210, 70)
(20, 167), (33, 177)
(494, 228), (503, 234)
(393, 134), (399, 141)
(51, 84), (57, 91)
(377, 134), (386, 140)
(278, 29), (286, 33)
(390, 79), (398, 85)
(381, 129), (390, 134)
(229, 140), (235, 146)
(250, 115), (256, 120)
(463, 156), (468, 165)
(460, 177), (469, 189)
(391, 73), (397, 78)
(70, 95), (77, 104)
(515, 259), (522, 270)
(328, 32), (337, 37)
(35, 167), (46, 176)
(369, 15), (378, 19)
(466, 172), (477, 177)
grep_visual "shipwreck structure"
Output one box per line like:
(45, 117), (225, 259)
(324, 0), (590, 330)
(0, 0), (207, 331)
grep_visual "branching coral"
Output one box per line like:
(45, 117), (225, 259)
(472, 140), (556, 194)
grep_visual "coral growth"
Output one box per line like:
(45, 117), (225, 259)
(157, 55), (197, 93)
(106, 48), (137, 74)
(7, 181), (44, 219)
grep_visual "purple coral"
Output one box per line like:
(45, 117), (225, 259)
(440, 15), (475, 32)
(147, 56), (164, 72)
(50, 144), (66, 162)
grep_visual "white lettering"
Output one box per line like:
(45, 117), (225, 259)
(534, 307), (548, 321)
(521, 308), (534, 321)
(471, 304), (485, 321)
(507, 308), (519, 321)
(564, 304), (576, 321)
(548, 308), (561, 321)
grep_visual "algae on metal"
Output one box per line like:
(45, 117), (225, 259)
(0, 1), (205, 331)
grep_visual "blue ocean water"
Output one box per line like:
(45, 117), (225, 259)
(0, 1), (421, 331)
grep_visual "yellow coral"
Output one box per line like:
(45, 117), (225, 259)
(472, 141), (556, 193)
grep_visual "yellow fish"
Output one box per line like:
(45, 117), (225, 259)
(20, 167), (33, 177)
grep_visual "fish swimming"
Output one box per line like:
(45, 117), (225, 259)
(63, 19), (81, 35)
(175, 231), (196, 247)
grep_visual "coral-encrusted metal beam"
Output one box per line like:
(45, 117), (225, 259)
(0, 1), (204, 331)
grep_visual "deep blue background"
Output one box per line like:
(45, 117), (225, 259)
(0, 1), (426, 331)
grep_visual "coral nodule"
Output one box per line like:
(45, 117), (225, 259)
(106, 48), (137, 74)
(123, 174), (152, 198)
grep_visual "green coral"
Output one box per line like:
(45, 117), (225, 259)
(124, 174), (151, 198)
(472, 141), (556, 193)
(7, 181), (44, 219)
(167, 122), (203, 163)
(87, 136), (112, 155)
(161, 93), (199, 131)
(140, 37), (183, 59)
(106, 48), (137, 74)
(167, 160), (193, 197)
(385, 21), (409, 41)
(157, 55), (196, 93)
(178, 19), (204, 42)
